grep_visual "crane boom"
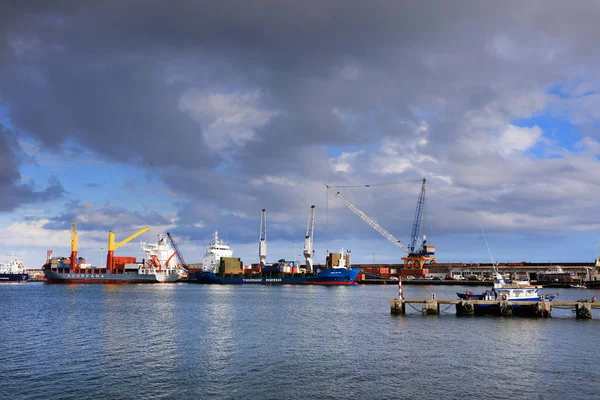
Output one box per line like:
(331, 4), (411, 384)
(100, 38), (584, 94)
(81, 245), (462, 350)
(410, 178), (427, 252)
(325, 185), (411, 254)
(112, 226), (150, 250)
(166, 232), (188, 271)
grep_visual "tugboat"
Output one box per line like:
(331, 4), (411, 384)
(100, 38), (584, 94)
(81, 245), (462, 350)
(0, 253), (29, 282)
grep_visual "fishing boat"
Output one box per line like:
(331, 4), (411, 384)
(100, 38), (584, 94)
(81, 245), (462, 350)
(0, 253), (30, 282)
(456, 227), (556, 314)
(457, 272), (556, 302)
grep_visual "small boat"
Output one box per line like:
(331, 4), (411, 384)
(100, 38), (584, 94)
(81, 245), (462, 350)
(457, 226), (556, 314)
(536, 265), (577, 284)
(0, 253), (29, 282)
(457, 272), (556, 302)
(569, 284), (587, 289)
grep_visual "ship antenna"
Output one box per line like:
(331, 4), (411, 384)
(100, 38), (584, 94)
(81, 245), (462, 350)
(480, 225), (497, 271)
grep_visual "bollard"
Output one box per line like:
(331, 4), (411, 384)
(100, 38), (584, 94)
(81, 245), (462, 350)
(425, 300), (438, 315)
(456, 300), (474, 316)
(390, 299), (405, 315)
(576, 302), (592, 319)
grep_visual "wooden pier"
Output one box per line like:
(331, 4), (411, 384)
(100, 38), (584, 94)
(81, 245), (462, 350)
(390, 298), (599, 319)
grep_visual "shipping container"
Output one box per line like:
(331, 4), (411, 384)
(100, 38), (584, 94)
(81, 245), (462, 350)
(262, 265), (281, 274)
(220, 257), (243, 274)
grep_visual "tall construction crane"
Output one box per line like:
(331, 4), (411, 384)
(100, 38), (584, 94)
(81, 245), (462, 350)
(259, 208), (267, 266)
(303, 205), (316, 273)
(166, 232), (189, 272)
(325, 179), (435, 269)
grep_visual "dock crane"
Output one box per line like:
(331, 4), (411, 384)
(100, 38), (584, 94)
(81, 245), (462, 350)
(303, 205), (316, 273)
(325, 178), (435, 269)
(259, 209), (267, 266)
(106, 226), (150, 274)
(166, 232), (189, 272)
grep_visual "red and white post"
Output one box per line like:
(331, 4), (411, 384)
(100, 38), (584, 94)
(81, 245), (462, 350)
(398, 277), (404, 300)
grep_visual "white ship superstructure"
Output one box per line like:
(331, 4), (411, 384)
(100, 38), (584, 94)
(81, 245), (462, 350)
(0, 253), (27, 274)
(202, 231), (233, 273)
(141, 234), (181, 283)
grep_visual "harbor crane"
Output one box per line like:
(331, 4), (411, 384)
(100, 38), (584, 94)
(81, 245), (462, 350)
(106, 226), (150, 274)
(70, 222), (79, 273)
(325, 178), (435, 269)
(259, 208), (267, 266)
(303, 205), (316, 273)
(166, 232), (189, 272)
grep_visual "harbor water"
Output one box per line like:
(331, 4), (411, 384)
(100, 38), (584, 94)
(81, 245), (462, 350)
(1, 283), (599, 399)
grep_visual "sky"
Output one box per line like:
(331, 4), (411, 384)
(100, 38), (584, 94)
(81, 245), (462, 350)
(1, 1), (600, 269)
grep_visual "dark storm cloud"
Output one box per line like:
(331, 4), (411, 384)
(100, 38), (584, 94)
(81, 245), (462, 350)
(0, 124), (64, 210)
(43, 201), (171, 232)
(2, 0), (600, 238)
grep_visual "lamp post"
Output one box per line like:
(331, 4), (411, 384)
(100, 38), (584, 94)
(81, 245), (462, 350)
(372, 252), (375, 265)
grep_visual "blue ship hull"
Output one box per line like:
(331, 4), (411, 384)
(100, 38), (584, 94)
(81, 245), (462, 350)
(0, 273), (30, 282)
(192, 268), (361, 285)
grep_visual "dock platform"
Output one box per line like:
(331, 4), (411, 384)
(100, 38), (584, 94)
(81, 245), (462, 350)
(390, 298), (599, 319)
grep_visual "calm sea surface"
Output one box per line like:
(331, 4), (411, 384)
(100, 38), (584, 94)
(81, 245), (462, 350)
(1, 282), (599, 399)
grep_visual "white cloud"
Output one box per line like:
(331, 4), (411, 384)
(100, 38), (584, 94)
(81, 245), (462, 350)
(330, 151), (363, 173)
(179, 90), (278, 152)
(497, 124), (543, 156)
(251, 175), (297, 187)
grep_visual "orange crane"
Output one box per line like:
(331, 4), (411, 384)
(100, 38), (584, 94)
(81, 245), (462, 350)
(325, 178), (435, 269)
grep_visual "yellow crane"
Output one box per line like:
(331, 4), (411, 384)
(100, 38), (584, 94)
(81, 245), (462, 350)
(70, 222), (79, 273)
(106, 226), (150, 273)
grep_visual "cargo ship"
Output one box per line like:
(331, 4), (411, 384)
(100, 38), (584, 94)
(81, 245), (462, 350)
(0, 253), (30, 282)
(191, 231), (360, 285)
(43, 223), (183, 284)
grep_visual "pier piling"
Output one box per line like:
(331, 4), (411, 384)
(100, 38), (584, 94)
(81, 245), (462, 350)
(390, 299), (405, 315)
(576, 302), (592, 319)
(425, 300), (438, 315)
(536, 301), (551, 318)
(499, 301), (512, 317)
(456, 300), (474, 316)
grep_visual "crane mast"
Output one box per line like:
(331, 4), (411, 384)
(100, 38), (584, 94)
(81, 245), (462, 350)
(303, 205), (315, 273)
(410, 178), (427, 253)
(325, 185), (411, 254)
(70, 221), (79, 273)
(259, 208), (267, 266)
